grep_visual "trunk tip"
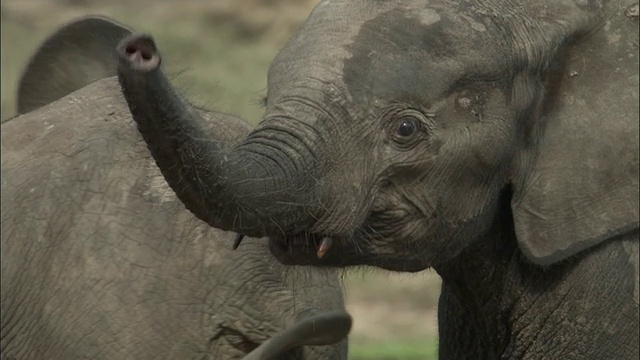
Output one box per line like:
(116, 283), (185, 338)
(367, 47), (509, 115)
(117, 33), (161, 73)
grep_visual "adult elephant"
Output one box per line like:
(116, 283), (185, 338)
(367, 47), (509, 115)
(1, 17), (351, 360)
(117, 0), (639, 359)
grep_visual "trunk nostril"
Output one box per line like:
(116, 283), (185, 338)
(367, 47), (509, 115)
(140, 49), (152, 61)
(124, 41), (153, 61)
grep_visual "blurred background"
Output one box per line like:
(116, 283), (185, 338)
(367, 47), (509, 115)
(1, 1), (441, 358)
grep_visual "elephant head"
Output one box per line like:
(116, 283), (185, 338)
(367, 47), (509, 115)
(116, 0), (639, 272)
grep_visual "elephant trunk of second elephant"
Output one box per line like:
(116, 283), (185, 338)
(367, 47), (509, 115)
(117, 44), (320, 238)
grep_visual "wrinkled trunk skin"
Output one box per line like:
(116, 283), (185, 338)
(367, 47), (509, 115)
(117, 57), (320, 237)
(115, 2), (385, 241)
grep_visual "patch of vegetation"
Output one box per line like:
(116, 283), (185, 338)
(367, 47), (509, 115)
(350, 340), (438, 360)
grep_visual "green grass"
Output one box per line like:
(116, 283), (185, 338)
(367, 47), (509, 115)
(351, 340), (438, 360)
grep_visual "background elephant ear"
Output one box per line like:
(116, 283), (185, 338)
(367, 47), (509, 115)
(511, 3), (639, 265)
(17, 15), (132, 114)
(242, 311), (352, 360)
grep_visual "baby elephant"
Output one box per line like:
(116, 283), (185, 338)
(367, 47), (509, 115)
(0, 16), (351, 360)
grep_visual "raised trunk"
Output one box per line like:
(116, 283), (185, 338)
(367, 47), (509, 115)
(116, 35), (316, 237)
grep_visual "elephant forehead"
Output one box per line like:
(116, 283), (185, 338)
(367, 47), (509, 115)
(269, 2), (489, 93)
(341, 5), (500, 105)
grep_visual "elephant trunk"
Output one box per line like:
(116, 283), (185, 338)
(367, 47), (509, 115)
(116, 34), (317, 237)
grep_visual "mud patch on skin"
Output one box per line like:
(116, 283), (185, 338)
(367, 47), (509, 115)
(458, 13), (486, 32)
(626, 3), (639, 20)
(342, 8), (451, 104)
(414, 9), (441, 27)
(342, 6), (493, 106)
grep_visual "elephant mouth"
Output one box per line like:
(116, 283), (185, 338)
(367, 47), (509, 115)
(262, 219), (429, 272)
(267, 232), (356, 267)
(264, 209), (389, 268)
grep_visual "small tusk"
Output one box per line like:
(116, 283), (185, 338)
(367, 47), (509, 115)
(233, 234), (245, 250)
(316, 237), (333, 259)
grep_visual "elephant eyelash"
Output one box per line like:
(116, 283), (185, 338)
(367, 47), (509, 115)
(258, 95), (268, 108)
(419, 116), (437, 132)
(386, 102), (439, 118)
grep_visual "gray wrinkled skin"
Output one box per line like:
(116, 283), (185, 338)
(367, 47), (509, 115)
(115, 0), (639, 358)
(0, 17), (349, 360)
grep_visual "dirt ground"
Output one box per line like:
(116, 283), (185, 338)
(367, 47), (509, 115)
(1, 0), (442, 352)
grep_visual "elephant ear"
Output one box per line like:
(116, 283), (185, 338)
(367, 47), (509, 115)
(242, 311), (352, 360)
(511, 3), (639, 265)
(17, 15), (132, 114)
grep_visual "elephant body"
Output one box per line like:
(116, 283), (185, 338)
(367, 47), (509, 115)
(1, 17), (349, 360)
(436, 224), (639, 359)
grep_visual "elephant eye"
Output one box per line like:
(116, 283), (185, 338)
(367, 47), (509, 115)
(397, 118), (419, 137)
(382, 107), (430, 149)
